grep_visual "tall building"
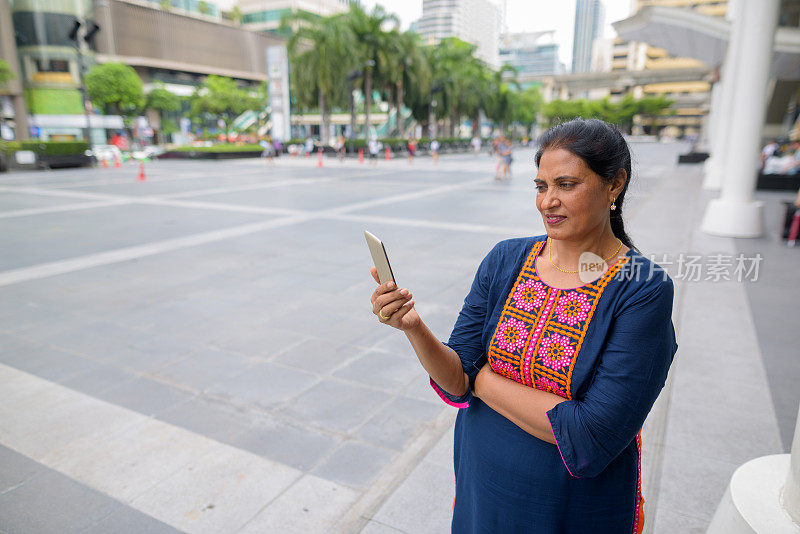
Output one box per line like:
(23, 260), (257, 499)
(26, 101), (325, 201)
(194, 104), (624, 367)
(415, 0), (501, 68)
(572, 0), (605, 73)
(591, 0), (729, 136)
(1, 0), (284, 142)
(499, 31), (566, 79)
(238, 0), (352, 35)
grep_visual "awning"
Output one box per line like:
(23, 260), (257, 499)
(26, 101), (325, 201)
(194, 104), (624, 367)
(28, 114), (124, 129)
(613, 6), (800, 80)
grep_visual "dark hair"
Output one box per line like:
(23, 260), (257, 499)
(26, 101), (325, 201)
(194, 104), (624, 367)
(534, 118), (636, 251)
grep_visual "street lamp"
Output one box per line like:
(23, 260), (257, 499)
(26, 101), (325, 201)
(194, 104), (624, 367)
(68, 19), (100, 144)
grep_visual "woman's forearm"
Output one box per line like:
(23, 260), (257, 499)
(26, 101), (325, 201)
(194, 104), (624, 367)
(474, 366), (565, 444)
(405, 321), (469, 397)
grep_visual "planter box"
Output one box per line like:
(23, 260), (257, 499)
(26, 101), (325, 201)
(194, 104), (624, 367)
(678, 152), (710, 164)
(756, 172), (800, 191)
(158, 150), (263, 160)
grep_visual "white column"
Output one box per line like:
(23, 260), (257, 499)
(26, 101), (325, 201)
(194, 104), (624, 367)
(703, 0), (743, 190)
(782, 404), (800, 523)
(701, 0), (780, 238)
(707, 404), (800, 533)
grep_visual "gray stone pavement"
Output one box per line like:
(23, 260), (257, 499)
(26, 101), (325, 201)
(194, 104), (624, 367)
(0, 145), (796, 533)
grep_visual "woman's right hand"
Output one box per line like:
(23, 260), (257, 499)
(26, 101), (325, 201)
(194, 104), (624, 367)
(370, 267), (421, 332)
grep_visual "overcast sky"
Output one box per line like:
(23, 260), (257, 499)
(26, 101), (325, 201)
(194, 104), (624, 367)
(360, 0), (635, 67)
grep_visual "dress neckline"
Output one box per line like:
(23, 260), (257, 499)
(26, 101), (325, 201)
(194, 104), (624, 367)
(533, 239), (633, 291)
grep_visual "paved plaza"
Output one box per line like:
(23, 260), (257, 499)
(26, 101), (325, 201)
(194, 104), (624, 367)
(0, 145), (797, 533)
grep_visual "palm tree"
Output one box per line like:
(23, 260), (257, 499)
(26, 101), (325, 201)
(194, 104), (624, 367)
(282, 11), (355, 144)
(344, 4), (398, 138)
(383, 30), (429, 136)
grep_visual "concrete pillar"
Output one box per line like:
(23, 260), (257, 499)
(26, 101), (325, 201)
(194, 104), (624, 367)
(0, 0), (29, 140)
(707, 404), (800, 533)
(701, 0), (780, 238)
(703, 0), (743, 190)
(783, 404), (800, 524)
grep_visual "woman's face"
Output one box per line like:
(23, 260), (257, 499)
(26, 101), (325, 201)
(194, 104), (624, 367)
(534, 148), (622, 241)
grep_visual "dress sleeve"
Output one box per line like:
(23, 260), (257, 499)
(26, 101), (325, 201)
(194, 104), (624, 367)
(546, 278), (678, 478)
(429, 245), (496, 408)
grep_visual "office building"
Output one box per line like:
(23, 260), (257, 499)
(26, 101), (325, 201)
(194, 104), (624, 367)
(0, 0), (284, 142)
(572, 0), (605, 73)
(499, 31), (566, 79)
(415, 0), (501, 67)
(239, 0), (352, 35)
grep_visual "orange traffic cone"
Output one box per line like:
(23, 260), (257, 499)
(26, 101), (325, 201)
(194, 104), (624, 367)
(113, 153), (121, 168)
(317, 149), (323, 168)
(358, 148), (364, 164)
(137, 162), (146, 181)
(385, 147), (391, 160)
(101, 157), (109, 168)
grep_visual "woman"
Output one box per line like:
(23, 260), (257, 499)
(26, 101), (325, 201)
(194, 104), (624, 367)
(369, 118), (678, 532)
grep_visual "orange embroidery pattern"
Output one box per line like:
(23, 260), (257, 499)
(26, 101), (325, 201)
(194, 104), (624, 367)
(487, 240), (628, 399)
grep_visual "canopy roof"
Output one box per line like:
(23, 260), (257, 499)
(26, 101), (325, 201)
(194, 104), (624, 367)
(613, 6), (800, 80)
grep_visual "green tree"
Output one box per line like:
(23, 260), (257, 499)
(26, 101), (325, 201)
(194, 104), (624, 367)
(0, 59), (17, 141)
(383, 30), (429, 136)
(637, 95), (675, 137)
(146, 84), (182, 144)
(282, 11), (355, 144)
(514, 86), (543, 135)
(0, 59), (15, 87)
(190, 75), (263, 140)
(85, 62), (145, 138)
(344, 4), (398, 138)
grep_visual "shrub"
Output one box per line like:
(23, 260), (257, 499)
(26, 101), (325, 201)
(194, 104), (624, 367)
(1, 141), (89, 156)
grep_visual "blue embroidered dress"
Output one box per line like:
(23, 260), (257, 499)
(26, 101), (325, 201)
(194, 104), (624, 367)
(430, 235), (678, 533)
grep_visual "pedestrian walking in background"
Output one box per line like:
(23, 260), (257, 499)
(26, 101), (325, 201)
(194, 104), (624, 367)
(368, 118), (677, 533)
(368, 138), (381, 166)
(407, 137), (417, 164)
(430, 138), (440, 164)
(336, 134), (346, 162)
(471, 135), (482, 155)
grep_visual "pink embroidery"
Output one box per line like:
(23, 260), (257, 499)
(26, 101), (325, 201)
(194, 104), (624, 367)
(522, 290), (559, 386)
(512, 279), (546, 312)
(491, 359), (522, 382)
(494, 318), (527, 352)
(534, 376), (567, 398)
(554, 291), (591, 326)
(537, 333), (575, 371)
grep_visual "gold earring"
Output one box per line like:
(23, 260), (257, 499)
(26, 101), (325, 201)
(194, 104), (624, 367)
(610, 199), (617, 211)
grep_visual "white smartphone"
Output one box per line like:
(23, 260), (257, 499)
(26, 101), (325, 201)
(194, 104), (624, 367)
(364, 230), (396, 285)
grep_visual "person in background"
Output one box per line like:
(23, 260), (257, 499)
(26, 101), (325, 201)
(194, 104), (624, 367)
(368, 137), (381, 166)
(304, 135), (315, 156)
(496, 135), (512, 180)
(761, 139), (780, 169)
(430, 138), (440, 164)
(407, 137), (417, 164)
(471, 135), (482, 155)
(336, 134), (346, 162)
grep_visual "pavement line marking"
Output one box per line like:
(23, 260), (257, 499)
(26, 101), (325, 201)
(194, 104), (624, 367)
(151, 176), (341, 199)
(0, 174), (493, 287)
(323, 177), (488, 215)
(0, 200), (132, 219)
(0, 363), (311, 533)
(0, 215), (309, 288)
(0, 185), (131, 202)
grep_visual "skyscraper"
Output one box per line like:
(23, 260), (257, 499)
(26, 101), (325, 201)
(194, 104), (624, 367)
(415, 0), (501, 68)
(572, 0), (605, 73)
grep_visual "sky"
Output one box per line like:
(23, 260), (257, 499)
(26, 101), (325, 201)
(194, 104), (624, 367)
(360, 0), (635, 68)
